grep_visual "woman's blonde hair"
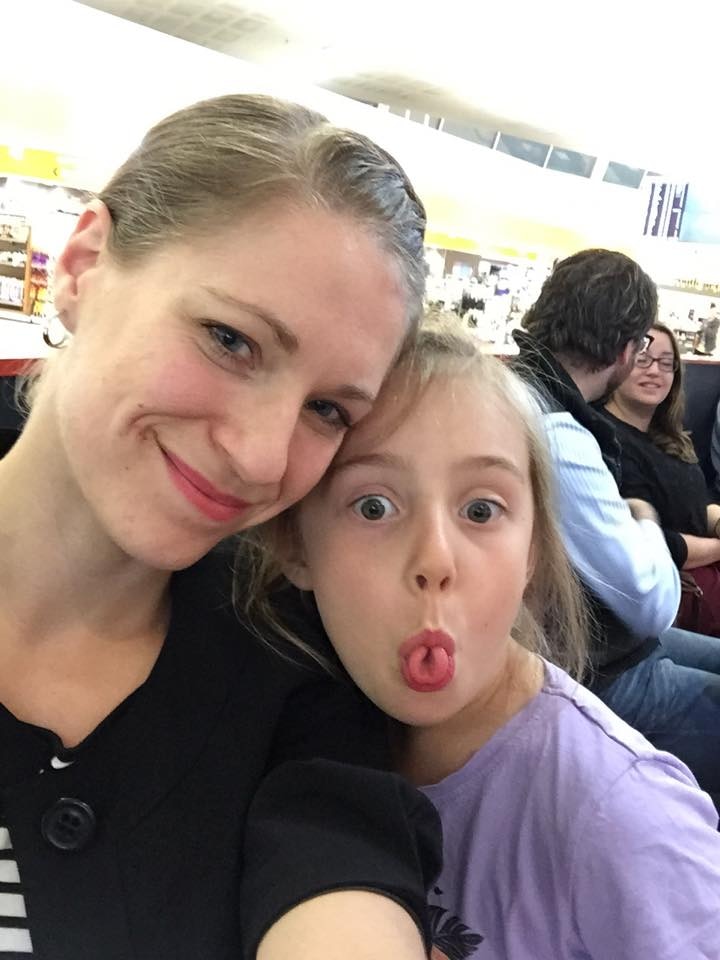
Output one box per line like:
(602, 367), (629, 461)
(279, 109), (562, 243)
(236, 321), (590, 680)
(20, 94), (427, 411)
(99, 93), (427, 324)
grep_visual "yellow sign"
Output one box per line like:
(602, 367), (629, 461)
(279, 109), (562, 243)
(0, 146), (76, 182)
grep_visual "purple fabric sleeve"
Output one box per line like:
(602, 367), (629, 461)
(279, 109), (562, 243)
(573, 757), (720, 959)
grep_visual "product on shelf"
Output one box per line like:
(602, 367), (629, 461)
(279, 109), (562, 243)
(0, 215), (31, 312)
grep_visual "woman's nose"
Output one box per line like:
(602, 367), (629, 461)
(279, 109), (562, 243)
(216, 401), (299, 488)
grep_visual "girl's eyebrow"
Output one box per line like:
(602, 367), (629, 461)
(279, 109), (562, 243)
(458, 455), (525, 480)
(332, 452), (405, 477)
(331, 452), (524, 480)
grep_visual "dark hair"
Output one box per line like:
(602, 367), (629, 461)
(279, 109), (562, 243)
(643, 322), (697, 463)
(523, 249), (658, 370)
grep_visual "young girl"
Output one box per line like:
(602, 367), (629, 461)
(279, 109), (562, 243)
(242, 325), (720, 960)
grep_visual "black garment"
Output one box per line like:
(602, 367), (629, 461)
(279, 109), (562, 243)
(0, 467), (441, 958)
(600, 409), (711, 569)
(512, 331), (659, 684)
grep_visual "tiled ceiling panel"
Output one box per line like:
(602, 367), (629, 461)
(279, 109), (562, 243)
(75, 0), (720, 175)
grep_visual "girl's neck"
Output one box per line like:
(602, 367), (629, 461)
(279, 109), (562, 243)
(396, 644), (544, 786)
(605, 394), (652, 433)
(0, 411), (170, 646)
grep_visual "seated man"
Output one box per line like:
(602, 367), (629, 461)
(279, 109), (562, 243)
(513, 248), (720, 809)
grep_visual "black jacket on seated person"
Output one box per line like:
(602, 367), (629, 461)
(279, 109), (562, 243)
(599, 408), (712, 569)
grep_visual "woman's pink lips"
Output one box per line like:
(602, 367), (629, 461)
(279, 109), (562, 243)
(399, 630), (455, 693)
(161, 448), (249, 523)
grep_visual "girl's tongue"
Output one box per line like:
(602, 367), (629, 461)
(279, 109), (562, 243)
(399, 631), (455, 693)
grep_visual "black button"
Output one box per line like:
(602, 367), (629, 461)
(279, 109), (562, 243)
(41, 798), (96, 852)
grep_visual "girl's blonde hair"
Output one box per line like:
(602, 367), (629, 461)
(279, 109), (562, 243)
(236, 321), (590, 680)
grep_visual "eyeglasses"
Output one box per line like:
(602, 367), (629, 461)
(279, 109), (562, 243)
(635, 352), (678, 373)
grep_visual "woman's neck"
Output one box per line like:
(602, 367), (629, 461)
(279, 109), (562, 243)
(397, 644), (544, 786)
(605, 394), (652, 433)
(0, 411), (170, 646)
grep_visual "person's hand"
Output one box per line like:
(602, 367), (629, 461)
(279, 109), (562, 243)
(625, 498), (659, 524)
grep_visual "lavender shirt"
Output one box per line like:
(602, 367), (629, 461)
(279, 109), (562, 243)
(422, 661), (720, 960)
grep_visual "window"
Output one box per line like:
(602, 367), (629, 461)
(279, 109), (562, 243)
(546, 147), (596, 178)
(496, 133), (550, 167)
(603, 161), (645, 188)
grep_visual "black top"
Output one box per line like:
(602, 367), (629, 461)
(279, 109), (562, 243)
(0, 431), (441, 960)
(599, 409), (711, 569)
(512, 331), (659, 684)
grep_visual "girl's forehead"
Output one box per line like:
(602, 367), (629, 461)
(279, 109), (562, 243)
(337, 373), (528, 461)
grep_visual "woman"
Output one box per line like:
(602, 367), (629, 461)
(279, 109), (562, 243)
(0, 94), (441, 960)
(603, 321), (720, 635)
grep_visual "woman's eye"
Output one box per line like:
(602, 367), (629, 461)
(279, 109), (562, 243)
(204, 323), (254, 362)
(352, 494), (396, 521)
(460, 499), (502, 523)
(306, 399), (351, 431)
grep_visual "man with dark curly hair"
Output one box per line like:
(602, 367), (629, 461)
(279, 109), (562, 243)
(513, 248), (720, 809)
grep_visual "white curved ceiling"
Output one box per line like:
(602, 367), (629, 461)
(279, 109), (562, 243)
(76, 0), (720, 179)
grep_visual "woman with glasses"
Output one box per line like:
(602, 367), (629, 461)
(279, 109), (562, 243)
(602, 322), (720, 635)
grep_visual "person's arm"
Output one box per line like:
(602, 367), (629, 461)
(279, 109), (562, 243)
(572, 756), (720, 959)
(545, 412), (680, 636)
(680, 532), (720, 569)
(706, 501), (720, 536)
(258, 891), (427, 960)
(240, 666), (442, 960)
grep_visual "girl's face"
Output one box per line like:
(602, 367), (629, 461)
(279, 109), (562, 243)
(292, 376), (536, 728)
(615, 328), (675, 411)
(51, 202), (407, 570)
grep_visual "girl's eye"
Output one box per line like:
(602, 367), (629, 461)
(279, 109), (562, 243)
(306, 399), (352, 431)
(352, 494), (397, 521)
(204, 323), (255, 362)
(460, 499), (502, 524)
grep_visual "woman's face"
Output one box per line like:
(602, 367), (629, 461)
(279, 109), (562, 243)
(291, 376), (536, 729)
(51, 202), (408, 570)
(615, 328), (676, 411)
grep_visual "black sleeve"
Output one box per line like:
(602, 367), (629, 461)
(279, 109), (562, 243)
(618, 444), (688, 568)
(662, 529), (688, 569)
(240, 676), (442, 959)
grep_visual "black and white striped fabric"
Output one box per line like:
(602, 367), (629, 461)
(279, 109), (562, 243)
(0, 821), (32, 956)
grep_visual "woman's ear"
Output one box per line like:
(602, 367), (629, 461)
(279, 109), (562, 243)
(53, 199), (114, 332)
